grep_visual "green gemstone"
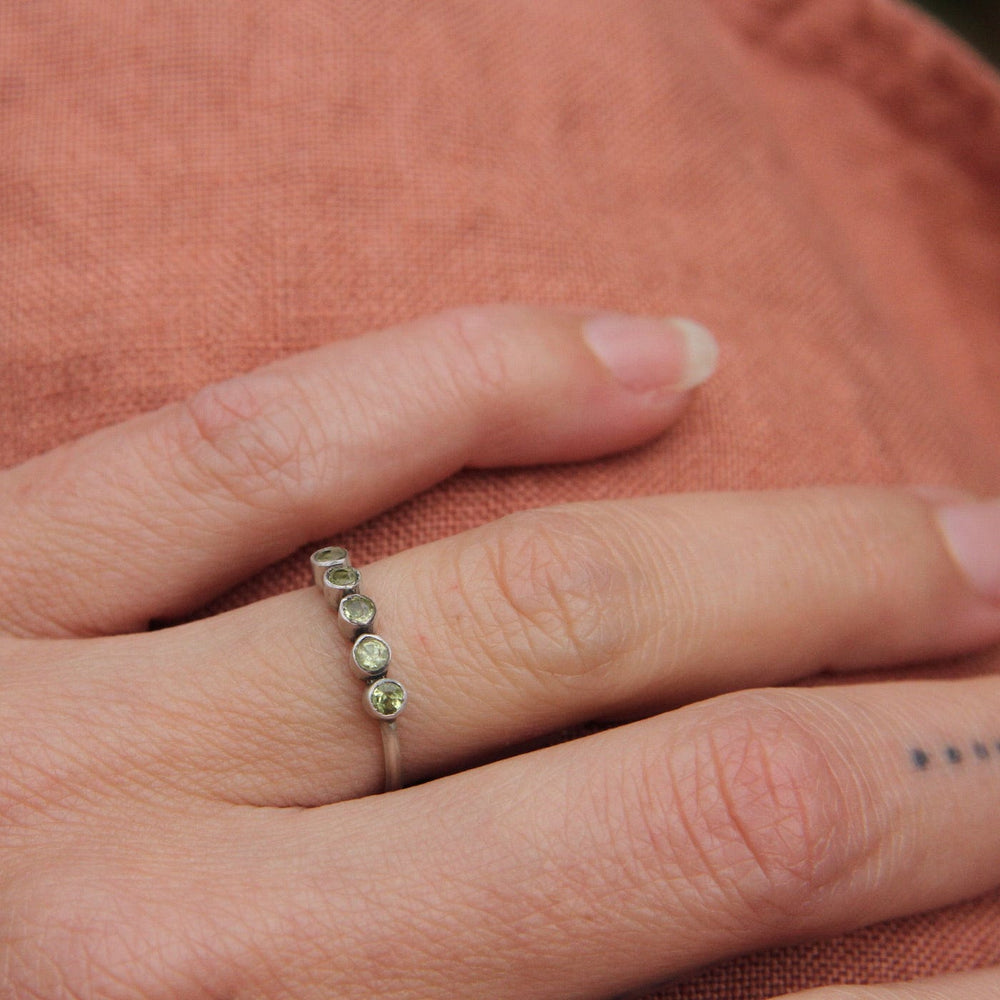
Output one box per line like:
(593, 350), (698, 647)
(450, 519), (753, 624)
(326, 565), (359, 588)
(315, 546), (347, 563)
(341, 594), (375, 626)
(369, 679), (406, 718)
(354, 635), (390, 675)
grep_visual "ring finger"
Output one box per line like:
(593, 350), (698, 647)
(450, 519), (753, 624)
(7, 485), (999, 807)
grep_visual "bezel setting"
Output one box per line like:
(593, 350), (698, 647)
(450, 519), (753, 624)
(310, 545), (350, 587)
(365, 678), (407, 721)
(337, 592), (376, 638)
(351, 633), (391, 679)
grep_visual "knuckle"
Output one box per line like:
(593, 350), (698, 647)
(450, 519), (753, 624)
(634, 692), (861, 927)
(165, 370), (328, 510)
(447, 507), (632, 682)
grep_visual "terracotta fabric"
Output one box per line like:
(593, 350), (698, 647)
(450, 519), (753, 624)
(2, 1), (999, 996)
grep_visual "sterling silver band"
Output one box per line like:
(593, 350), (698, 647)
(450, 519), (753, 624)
(380, 721), (403, 793)
(311, 546), (406, 793)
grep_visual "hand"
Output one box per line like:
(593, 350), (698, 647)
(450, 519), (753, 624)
(2, 306), (999, 1000)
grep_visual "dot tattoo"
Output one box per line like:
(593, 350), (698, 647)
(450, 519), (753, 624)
(909, 739), (998, 771)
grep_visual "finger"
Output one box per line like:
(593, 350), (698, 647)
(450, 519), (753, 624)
(777, 969), (999, 1000)
(254, 676), (1000, 999)
(211, 486), (1000, 803)
(11, 677), (999, 999)
(0, 306), (716, 637)
(17, 487), (1000, 807)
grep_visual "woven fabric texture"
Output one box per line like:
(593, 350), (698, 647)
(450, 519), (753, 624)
(2, 1), (999, 996)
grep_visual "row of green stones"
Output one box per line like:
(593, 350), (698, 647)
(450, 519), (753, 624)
(314, 548), (407, 721)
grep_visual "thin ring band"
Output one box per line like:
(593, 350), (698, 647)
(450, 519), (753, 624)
(310, 546), (407, 793)
(381, 722), (403, 792)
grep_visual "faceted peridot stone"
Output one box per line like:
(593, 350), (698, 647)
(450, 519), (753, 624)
(327, 565), (359, 588)
(369, 679), (406, 718)
(341, 594), (375, 626)
(353, 635), (390, 676)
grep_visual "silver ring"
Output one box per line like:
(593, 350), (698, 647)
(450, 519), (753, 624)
(310, 546), (406, 793)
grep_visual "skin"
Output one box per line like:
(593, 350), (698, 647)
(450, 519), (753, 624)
(0, 305), (998, 999)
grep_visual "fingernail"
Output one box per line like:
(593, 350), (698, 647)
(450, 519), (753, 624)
(936, 499), (1000, 602)
(583, 314), (719, 393)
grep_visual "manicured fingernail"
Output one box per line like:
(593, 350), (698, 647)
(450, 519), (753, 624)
(936, 499), (1000, 601)
(583, 314), (718, 393)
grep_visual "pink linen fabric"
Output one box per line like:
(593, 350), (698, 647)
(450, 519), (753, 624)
(2, 1), (999, 995)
